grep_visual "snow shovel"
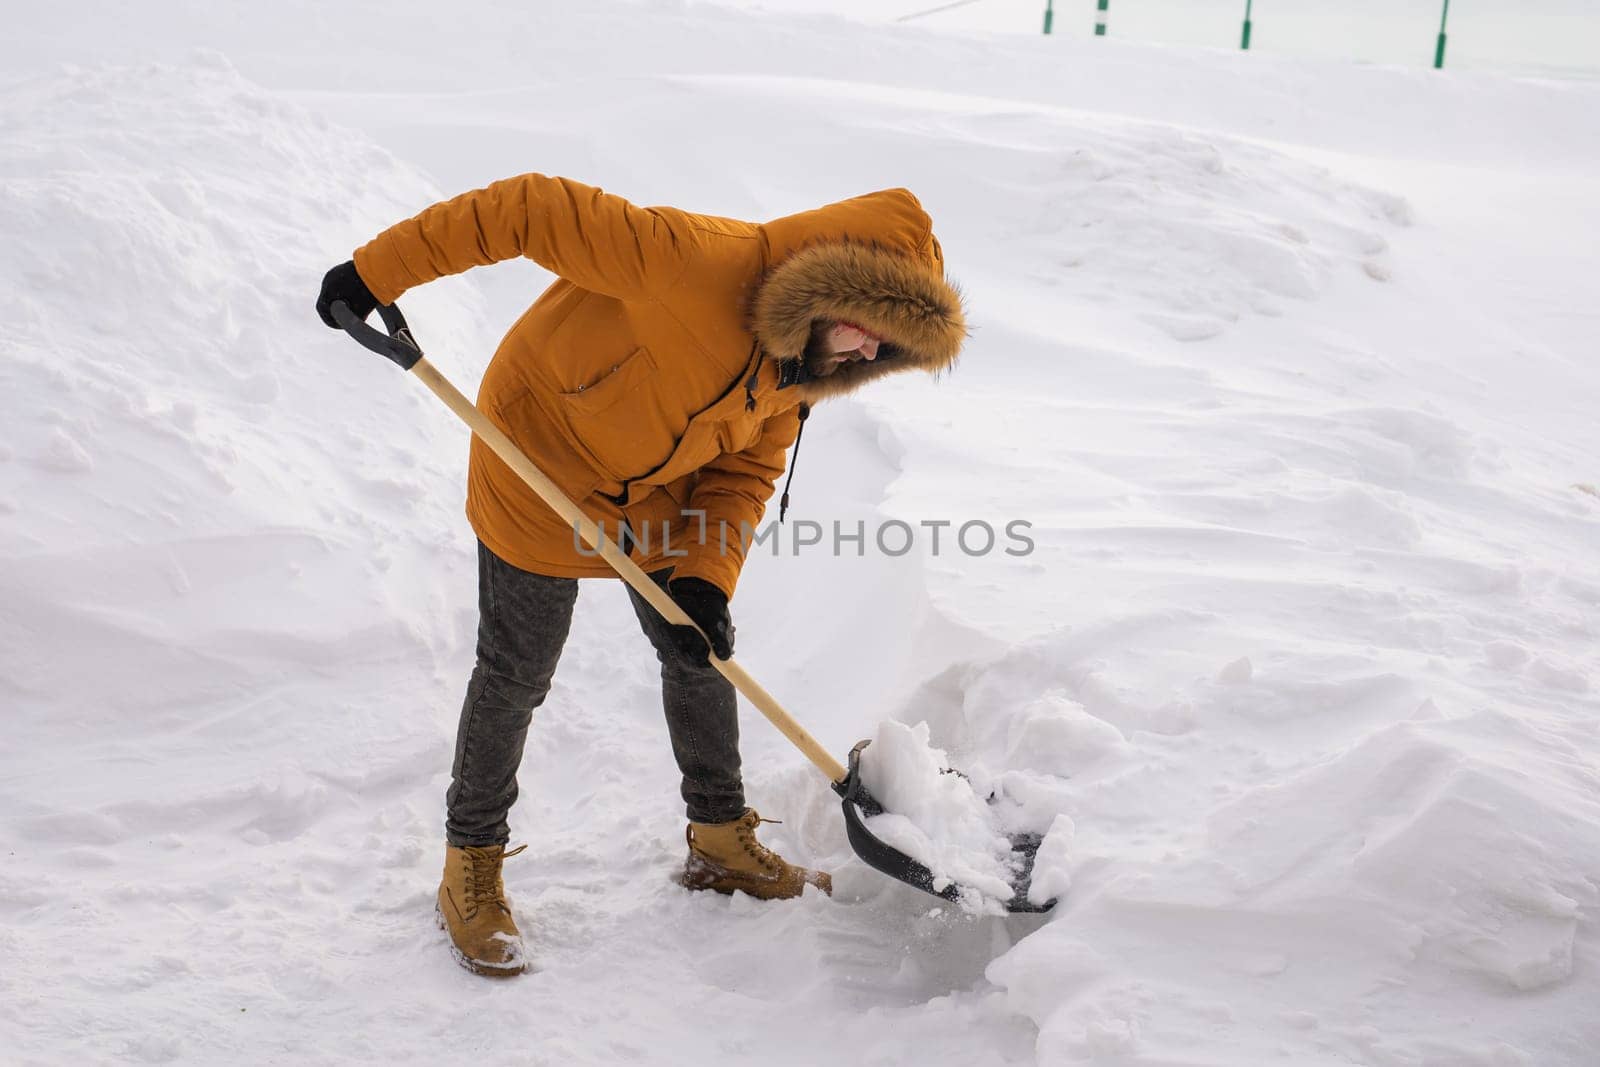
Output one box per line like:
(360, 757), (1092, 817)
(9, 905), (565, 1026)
(330, 301), (1055, 914)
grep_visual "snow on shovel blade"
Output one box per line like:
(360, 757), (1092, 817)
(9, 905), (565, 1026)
(832, 741), (1056, 914)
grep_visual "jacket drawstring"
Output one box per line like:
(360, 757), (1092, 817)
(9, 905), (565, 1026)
(778, 403), (810, 523)
(744, 338), (807, 522)
(743, 339), (763, 411)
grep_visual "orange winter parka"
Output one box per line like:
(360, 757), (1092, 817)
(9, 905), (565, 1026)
(352, 174), (964, 597)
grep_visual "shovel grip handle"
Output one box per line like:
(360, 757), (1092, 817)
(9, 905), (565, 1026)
(330, 300), (423, 371)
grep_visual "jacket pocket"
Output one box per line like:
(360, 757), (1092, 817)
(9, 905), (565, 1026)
(558, 346), (675, 482)
(560, 346), (658, 418)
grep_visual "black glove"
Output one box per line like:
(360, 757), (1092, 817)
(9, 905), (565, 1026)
(316, 260), (379, 329)
(667, 577), (734, 666)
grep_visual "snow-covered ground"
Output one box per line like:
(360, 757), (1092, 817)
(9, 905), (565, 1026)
(4, 2), (1598, 1064)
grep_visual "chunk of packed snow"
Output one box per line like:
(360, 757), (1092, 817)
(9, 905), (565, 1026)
(1217, 656), (1254, 684)
(857, 720), (1018, 912)
(1026, 814), (1075, 909)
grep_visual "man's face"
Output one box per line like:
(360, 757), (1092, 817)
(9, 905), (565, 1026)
(803, 321), (883, 378)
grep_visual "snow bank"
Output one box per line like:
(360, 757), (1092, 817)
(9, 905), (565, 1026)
(0, 54), (487, 719)
(900, 626), (1600, 1063)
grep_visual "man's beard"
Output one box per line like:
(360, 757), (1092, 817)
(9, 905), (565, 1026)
(802, 324), (846, 378)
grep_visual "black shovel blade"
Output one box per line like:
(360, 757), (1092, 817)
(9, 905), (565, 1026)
(832, 740), (1057, 914)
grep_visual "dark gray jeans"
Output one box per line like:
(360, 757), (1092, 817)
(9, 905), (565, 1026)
(445, 541), (744, 847)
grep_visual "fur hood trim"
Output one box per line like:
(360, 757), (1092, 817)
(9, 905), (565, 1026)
(751, 242), (967, 401)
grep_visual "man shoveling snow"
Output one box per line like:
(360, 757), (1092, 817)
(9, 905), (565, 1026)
(316, 173), (967, 977)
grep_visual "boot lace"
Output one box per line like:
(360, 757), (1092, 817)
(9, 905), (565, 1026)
(736, 814), (784, 873)
(463, 844), (526, 913)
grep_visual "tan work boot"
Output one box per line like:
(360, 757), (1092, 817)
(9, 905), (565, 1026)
(681, 809), (832, 900)
(436, 843), (529, 977)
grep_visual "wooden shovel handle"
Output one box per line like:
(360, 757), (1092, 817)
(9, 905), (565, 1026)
(407, 359), (848, 785)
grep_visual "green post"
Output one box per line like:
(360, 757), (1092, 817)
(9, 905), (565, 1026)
(1434, 0), (1450, 68)
(1095, 0), (1108, 36)
(1043, 0), (1053, 35)
(1241, 0), (1253, 49)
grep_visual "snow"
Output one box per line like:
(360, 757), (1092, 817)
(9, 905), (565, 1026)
(717, 0), (1600, 80)
(4, 1), (1600, 1065)
(858, 720), (1022, 910)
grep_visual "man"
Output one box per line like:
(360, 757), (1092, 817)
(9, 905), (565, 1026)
(316, 173), (966, 977)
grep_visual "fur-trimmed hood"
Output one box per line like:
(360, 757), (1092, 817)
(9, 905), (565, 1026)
(354, 174), (966, 596)
(751, 192), (967, 402)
